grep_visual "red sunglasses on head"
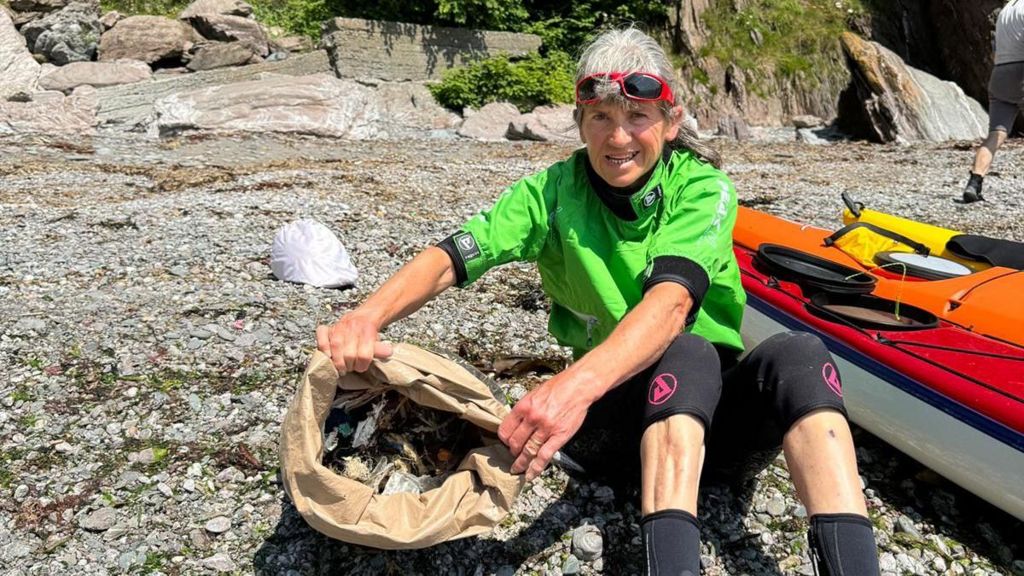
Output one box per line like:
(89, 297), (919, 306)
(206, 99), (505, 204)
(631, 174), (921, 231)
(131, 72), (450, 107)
(575, 72), (675, 105)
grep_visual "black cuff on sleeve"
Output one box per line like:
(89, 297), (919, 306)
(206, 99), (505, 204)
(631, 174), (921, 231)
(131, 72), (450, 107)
(642, 256), (710, 326)
(437, 235), (468, 286)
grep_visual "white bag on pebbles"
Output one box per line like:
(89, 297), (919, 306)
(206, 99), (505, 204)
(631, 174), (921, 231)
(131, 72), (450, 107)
(270, 219), (358, 288)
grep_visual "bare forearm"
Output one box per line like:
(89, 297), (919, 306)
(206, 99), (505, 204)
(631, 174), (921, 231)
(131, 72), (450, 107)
(570, 283), (692, 402)
(355, 246), (456, 329)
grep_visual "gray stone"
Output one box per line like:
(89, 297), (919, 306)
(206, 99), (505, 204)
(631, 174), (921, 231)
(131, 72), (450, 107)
(10, 317), (47, 333)
(0, 85), (97, 135)
(791, 114), (824, 128)
(716, 114), (751, 140)
(10, 0), (70, 11)
(99, 10), (121, 29)
(38, 59), (151, 92)
(0, 9), (42, 99)
(20, 0), (102, 65)
(507, 104), (577, 143)
(322, 17), (541, 81)
(186, 13), (268, 57)
(14, 484), (29, 501)
(98, 15), (193, 64)
(153, 74), (385, 138)
(561, 554), (580, 574)
(839, 32), (987, 143)
(186, 41), (255, 72)
(457, 102), (520, 141)
(204, 515), (231, 533)
(895, 515), (923, 541)
(273, 35), (312, 54)
(96, 49), (331, 130)
(80, 507), (116, 531)
(178, 0), (252, 20)
(571, 524), (603, 561)
(202, 552), (236, 572)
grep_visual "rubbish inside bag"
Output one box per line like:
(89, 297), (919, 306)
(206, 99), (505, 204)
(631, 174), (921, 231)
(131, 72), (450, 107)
(322, 390), (481, 495)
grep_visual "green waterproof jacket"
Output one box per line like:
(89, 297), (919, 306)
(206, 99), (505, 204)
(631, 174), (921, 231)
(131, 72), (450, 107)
(439, 147), (745, 357)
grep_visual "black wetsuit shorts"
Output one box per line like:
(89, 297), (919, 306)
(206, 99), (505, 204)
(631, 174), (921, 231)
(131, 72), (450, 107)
(572, 331), (847, 479)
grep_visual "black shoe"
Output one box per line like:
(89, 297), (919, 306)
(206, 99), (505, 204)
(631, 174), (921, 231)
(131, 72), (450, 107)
(959, 172), (984, 203)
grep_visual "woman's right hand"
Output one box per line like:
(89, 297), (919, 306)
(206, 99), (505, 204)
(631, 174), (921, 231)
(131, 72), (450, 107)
(315, 312), (393, 374)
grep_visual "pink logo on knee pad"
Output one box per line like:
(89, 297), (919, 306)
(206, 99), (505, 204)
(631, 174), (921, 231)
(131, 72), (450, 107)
(822, 362), (842, 397)
(648, 373), (678, 405)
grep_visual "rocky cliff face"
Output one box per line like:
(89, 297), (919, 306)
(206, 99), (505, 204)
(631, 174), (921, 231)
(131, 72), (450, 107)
(668, 0), (1005, 135)
(854, 0), (1002, 105)
(666, 0), (847, 132)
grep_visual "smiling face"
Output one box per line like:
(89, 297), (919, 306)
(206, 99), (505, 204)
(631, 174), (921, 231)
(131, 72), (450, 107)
(579, 100), (681, 188)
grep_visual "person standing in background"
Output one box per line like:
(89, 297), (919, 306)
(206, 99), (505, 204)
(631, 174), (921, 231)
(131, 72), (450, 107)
(962, 0), (1024, 203)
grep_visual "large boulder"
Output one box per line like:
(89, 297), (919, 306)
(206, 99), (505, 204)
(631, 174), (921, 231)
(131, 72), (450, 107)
(20, 0), (102, 65)
(507, 104), (577, 143)
(9, 0), (70, 14)
(0, 85), (98, 134)
(1, 8), (41, 99)
(39, 59), (151, 92)
(95, 49), (332, 130)
(153, 73), (461, 138)
(457, 102), (521, 141)
(153, 73), (380, 137)
(186, 13), (268, 56)
(322, 17), (541, 81)
(178, 0), (252, 20)
(185, 41), (256, 71)
(98, 15), (194, 64)
(373, 82), (461, 133)
(850, 0), (1002, 107)
(837, 32), (987, 143)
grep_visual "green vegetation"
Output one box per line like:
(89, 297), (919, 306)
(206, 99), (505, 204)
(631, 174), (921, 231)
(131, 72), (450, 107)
(250, 0), (333, 38)
(18, 413), (38, 429)
(0, 448), (25, 489)
(429, 51), (574, 112)
(99, 0), (188, 17)
(701, 0), (864, 87)
(11, 386), (33, 403)
(140, 552), (167, 575)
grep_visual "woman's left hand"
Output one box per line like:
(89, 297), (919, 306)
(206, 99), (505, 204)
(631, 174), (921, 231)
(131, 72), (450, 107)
(498, 370), (596, 481)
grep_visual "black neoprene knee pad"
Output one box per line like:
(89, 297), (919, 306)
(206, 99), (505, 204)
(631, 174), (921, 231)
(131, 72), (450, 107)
(641, 333), (723, 431)
(748, 331), (847, 430)
(641, 509), (701, 576)
(808, 513), (880, 576)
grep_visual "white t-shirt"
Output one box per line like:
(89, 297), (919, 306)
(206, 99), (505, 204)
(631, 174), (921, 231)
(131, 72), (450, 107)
(996, 0), (1024, 64)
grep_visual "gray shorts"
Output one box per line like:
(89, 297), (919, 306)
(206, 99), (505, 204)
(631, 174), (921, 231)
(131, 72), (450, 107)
(988, 62), (1024, 132)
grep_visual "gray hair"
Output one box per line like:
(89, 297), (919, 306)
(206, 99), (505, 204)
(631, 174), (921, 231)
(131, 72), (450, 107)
(573, 27), (721, 168)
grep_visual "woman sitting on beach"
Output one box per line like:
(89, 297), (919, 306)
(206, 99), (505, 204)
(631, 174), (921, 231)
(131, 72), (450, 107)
(317, 26), (880, 575)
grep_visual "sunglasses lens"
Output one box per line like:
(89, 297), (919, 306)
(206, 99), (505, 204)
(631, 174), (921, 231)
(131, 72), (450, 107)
(577, 77), (600, 102)
(623, 74), (665, 100)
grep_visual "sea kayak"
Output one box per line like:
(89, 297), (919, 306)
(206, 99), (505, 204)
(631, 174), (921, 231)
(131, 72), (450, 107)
(734, 206), (1024, 520)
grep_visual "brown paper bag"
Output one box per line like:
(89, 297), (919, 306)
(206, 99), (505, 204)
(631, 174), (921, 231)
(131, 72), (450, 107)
(279, 344), (526, 549)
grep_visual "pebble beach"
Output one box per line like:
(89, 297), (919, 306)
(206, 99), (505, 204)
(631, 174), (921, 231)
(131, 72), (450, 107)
(1, 131), (1022, 575)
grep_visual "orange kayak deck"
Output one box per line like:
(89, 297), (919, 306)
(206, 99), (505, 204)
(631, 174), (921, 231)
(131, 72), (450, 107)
(734, 207), (1024, 346)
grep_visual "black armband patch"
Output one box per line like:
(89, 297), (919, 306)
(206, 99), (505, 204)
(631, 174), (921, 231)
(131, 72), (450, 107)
(642, 256), (710, 326)
(437, 232), (480, 286)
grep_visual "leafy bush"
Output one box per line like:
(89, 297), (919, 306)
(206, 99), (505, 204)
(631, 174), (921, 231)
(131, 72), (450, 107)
(429, 51), (575, 112)
(248, 0), (332, 38)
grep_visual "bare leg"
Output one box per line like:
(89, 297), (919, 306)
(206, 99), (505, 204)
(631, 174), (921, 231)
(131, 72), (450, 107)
(972, 130), (1008, 176)
(641, 413), (705, 515)
(782, 408), (867, 516)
